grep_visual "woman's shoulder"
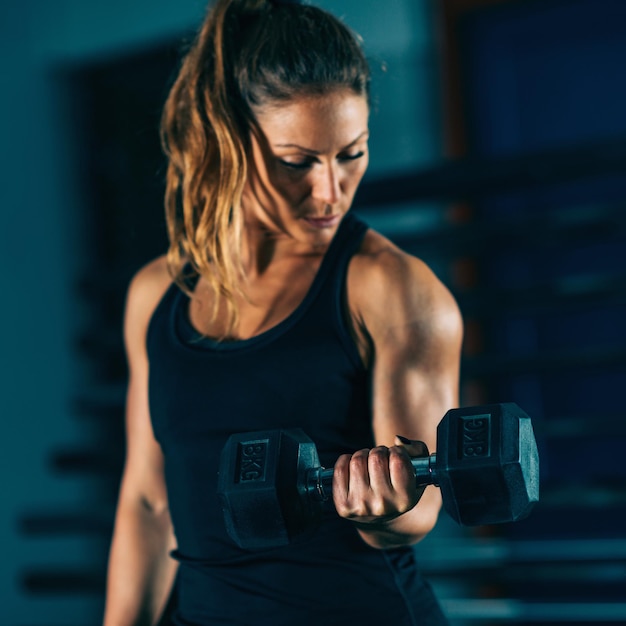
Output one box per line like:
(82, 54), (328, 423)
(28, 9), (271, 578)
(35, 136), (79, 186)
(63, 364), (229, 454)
(127, 255), (173, 308)
(351, 228), (440, 295)
(349, 228), (462, 332)
(124, 255), (174, 349)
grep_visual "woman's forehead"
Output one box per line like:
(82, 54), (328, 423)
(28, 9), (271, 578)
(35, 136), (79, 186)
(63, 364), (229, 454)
(253, 91), (370, 151)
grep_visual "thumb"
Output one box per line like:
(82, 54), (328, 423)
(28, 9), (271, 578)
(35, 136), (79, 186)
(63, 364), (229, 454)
(394, 435), (429, 458)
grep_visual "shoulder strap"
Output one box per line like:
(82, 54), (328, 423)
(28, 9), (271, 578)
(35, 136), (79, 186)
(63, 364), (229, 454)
(303, 211), (369, 369)
(314, 211), (369, 287)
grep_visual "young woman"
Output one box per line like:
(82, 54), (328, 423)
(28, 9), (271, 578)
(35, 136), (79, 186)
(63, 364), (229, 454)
(103, 0), (463, 624)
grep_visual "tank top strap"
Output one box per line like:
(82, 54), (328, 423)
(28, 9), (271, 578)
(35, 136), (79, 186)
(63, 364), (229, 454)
(314, 211), (369, 289)
(302, 211), (369, 370)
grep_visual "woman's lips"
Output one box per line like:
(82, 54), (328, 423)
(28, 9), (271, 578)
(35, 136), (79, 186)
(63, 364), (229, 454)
(303, 215), (341, 229)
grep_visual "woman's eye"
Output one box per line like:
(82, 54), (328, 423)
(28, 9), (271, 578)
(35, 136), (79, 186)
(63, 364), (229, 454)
(278, 151), (365, 171)
(279, 159), (313, 171)
(339, 151), (365, 162)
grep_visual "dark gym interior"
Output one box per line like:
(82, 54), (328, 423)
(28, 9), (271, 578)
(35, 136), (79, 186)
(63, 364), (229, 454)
(2, 0), (626, 623)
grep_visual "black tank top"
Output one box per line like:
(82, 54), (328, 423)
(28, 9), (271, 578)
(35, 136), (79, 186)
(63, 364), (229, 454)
(146, 212), (448, 625)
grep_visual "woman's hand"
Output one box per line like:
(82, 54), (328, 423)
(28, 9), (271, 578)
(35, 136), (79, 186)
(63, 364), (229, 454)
(332, 438), (429, 526)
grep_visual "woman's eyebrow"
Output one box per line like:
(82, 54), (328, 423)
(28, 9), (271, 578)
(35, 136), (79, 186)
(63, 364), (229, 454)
(274, 130), (369, 154)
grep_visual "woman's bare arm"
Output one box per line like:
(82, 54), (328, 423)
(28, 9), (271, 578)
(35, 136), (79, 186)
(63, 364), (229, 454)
(333, 235), (463, 549)
(103, 257), (179, 626)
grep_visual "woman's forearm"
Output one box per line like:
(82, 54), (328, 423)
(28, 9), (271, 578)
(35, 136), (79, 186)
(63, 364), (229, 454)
(103, 499), (178, 626)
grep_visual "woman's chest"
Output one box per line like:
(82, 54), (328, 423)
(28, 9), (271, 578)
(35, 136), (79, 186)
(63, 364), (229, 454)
(189, 261), (321, 340)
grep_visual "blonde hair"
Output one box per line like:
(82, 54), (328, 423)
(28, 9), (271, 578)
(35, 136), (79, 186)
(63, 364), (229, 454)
(160, 0), (370, 336)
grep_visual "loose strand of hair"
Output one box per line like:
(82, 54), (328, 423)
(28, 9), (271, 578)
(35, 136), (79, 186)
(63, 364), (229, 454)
(161, 0), (251, 337)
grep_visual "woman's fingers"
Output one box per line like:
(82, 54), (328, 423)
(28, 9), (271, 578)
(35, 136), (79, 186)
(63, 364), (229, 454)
(332, 444), (423, 522)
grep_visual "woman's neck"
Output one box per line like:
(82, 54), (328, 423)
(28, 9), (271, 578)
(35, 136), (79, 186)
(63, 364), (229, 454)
(238, 211), (323, 279)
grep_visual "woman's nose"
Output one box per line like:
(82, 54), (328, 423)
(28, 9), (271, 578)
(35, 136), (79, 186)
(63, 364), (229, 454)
(311, 165), (341, 205)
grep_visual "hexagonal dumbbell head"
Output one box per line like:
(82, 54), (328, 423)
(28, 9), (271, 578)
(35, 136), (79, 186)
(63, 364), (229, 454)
(217, 428), (323, 550)
(434, 403), (539, 526)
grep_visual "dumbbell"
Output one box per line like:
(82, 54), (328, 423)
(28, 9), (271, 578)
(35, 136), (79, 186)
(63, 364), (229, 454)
(217, 403), (539, 550)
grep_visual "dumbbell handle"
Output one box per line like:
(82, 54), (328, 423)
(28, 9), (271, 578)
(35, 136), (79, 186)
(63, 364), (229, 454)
(305, 454), (439, 501)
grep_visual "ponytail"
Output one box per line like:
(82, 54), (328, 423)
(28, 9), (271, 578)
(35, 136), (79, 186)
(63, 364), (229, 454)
(160, 0), (370, 337)
(161, 0), (256, 333)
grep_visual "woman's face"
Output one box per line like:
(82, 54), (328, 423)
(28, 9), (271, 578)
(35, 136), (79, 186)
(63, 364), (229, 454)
(243, 89), (370, 247)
